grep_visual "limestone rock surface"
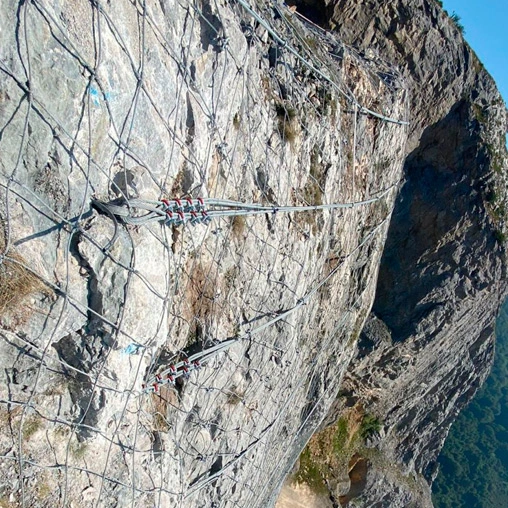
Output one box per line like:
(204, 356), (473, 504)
(299, 0), (508, 506)
(0, 1), (408, 506)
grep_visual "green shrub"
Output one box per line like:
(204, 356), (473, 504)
(360, 414), (382, 439)
(495, 230), (506, 244)
(450, 12), (465, 34)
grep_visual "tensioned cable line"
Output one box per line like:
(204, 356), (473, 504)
(234, 0), (409, 125)
(92, 185), (394, 228)
(142, 211), (391, 394)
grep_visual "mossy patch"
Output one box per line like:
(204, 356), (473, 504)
(293, 406), (383, 497)
(294, 447), (328, 494)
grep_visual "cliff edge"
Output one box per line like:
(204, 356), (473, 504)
(285, 0), (508, 506)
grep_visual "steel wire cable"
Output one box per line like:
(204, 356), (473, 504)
(0, 0), (409, 505)
(235, 0), (409, 125)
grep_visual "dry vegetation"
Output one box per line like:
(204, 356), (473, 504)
(183, 261), (219, 341)
(0, 225), (43, 315)
(170, 166), (185, 196)
(276, 103), (299, 145)
(291, 146), (328, 235)
(22, 415), (43, 440)
(0, 498), (17, 508)
(70, 441), (88, 460)
(231, 215), (246, 239)
(0, 406), (22, 435)
(233, 112), (241, 129)
(150, 386), (176, 432)
(293, 404), (381, 498)
(226, 385), (245, 405)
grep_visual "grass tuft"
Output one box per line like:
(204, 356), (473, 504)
(275, 103), (299, 145)
(231, 215), (246, 238)
(22, 415), (43, 440)
(0, 227), (43, 315)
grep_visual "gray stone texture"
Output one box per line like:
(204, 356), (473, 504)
(0, 0), (506, 506)
(319, 0), (508, 505)
(0, 0), (408, 506)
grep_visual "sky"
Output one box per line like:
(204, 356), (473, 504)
(442, 0), (508, 104)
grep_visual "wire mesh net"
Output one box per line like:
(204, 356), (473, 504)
(0, 0), (408, 506)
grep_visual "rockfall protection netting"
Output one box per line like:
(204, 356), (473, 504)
(0, 0), (408, 506)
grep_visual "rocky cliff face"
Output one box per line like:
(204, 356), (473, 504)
(0, 1), (506, 507)
(0, 1), (409, 506)
(286, 0), (508, 506)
